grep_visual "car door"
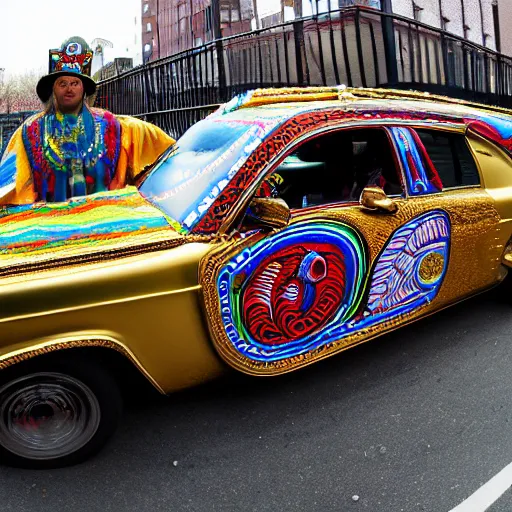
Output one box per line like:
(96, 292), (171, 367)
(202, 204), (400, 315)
(199, 123), (500, 376)
(388, 126), (503, 303)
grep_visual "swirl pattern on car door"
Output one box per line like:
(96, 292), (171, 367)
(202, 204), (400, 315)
(215, 211), (450, 364)
(218, 221), (368, 361)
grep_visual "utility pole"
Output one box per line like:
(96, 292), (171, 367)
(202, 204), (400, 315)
(253, 0), (260, 29)
(211, 0), (227, 100)
(294, 0), (303, 19)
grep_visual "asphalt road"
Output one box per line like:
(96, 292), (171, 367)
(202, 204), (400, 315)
(2, 286), (512, 512)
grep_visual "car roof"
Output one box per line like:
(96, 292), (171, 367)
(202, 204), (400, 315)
(216, 87), (512, 152)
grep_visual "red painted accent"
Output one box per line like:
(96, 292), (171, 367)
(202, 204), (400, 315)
(466, 119), (512, 153)
(192, 108), (462, 234)
(242, 242), (345, 345)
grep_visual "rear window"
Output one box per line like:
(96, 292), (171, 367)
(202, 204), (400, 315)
(415, 129), (480, 188)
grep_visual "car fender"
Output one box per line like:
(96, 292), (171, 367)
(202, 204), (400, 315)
(0, 330), (164, 393)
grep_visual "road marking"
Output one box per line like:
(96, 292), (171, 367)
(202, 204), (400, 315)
(449, 461), (512, 511)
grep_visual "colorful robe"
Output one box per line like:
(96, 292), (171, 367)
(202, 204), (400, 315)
(0, 107), (175, 205)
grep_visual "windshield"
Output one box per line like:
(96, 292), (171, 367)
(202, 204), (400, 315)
(140, 112), (281, 231)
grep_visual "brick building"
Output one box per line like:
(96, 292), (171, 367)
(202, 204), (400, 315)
(142, 0), (253, 63)
(142, 0), (511, 63)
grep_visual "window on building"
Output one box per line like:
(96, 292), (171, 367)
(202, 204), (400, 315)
(220, 0), (241, 24)
(146, 22), (152, 32)
(261, 12), (283, 29)
(143, 3), (149, 14)
(415, 129), (480, 188)
(205, 6), (213, 33)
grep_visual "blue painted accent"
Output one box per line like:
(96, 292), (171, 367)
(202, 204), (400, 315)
(217, 211), (450, 363)
(0, 152), (17, 194)
(390, 127), (438, 195)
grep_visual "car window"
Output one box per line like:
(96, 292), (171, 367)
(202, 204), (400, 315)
(415, 129), (480, 188)
(139, 115), (280, 230)
(256, 128), (403, 209)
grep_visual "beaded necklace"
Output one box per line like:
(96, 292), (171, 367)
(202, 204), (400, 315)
(23, 107), (121, 202)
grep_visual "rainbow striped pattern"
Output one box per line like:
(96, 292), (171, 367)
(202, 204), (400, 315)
(0, 186), (183, 272)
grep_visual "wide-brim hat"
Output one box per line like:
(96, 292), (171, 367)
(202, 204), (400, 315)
(36, 36), (96, 103)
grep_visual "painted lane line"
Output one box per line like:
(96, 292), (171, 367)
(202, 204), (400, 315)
(449, 460), (512, 512)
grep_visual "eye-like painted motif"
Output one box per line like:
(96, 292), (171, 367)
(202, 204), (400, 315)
(218, 221), (367, 361)
(242, 245), (346, 345)
(364, 210), (450, 319)
(215, 211), (450, 365)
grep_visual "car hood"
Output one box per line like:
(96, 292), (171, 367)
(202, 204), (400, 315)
(0, 187), (191, 277)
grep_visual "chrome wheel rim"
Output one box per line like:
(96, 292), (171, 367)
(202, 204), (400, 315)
(0, 372), (100, 460)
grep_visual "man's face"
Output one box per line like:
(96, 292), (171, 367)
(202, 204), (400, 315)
(53, 76), (84, 113)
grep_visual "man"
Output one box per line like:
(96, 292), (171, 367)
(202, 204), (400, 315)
(0, 36), (174, 205)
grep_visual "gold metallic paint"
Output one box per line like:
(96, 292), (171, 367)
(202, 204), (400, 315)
(200, 188), (504, 375)
(241, 86), (512, 117)
(0, 241), (227, 393)
(0, 333), (164, 392)
(419, 252), (445, 283)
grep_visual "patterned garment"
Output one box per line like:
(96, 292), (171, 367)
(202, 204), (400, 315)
(22, 107), (121, 202)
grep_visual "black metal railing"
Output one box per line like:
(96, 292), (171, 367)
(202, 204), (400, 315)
(3, 7), (512, 147)
(0, 111), (36, 160)
(96, 7), (512, 138)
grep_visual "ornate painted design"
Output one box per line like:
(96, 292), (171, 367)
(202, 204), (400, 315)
(390, 127), (441, 195)
(217, 221), (367, 361)
(0, 187), (188, 275)
(192, 108), (462, 234)
(211, 211), (450, 368)
(364, 210), (450, 319)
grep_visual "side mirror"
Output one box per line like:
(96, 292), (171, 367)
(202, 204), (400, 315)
(246, 197), (290, 229)
(360, 186), (398, 213)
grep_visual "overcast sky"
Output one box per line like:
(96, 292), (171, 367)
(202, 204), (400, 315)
(1, 0), (141, 77)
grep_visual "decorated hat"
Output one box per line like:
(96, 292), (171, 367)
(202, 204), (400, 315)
(36, 36), (96, 102)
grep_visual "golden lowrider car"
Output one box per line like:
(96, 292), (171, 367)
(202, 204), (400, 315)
(2, 87), (512, 468)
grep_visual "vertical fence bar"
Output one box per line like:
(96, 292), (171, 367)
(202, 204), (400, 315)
(328, 9), (341, 85)
(381, 10), (398, 86)
(340, 16), (352, 87)
(315, 13), (327, 85)
(407, 22), (416, 84)
(293, 20), (305, 85)
(283, 26), (291, 85)
(275, 36), (282, 85)
(369, 21), (380, 87)
(354, 8), (367, 88)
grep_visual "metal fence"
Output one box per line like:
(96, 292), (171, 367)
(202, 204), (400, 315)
(95, 7), (512, 139)
(3, 7), (512, 149)
(0, 111), (36, 160)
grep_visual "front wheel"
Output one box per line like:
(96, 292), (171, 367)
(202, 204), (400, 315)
(0, 357), (122, 468)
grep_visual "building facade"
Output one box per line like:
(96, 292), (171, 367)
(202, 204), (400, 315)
(141, 0), (510, 63)
(497, 0), (512, 56)
(391, 0), (500, 51)
(142, 0), (253, 63)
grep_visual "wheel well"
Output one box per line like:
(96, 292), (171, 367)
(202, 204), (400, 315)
(0, 347), (161, 399)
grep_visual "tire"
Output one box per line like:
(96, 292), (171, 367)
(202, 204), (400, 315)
(0, 355), (122, 469)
